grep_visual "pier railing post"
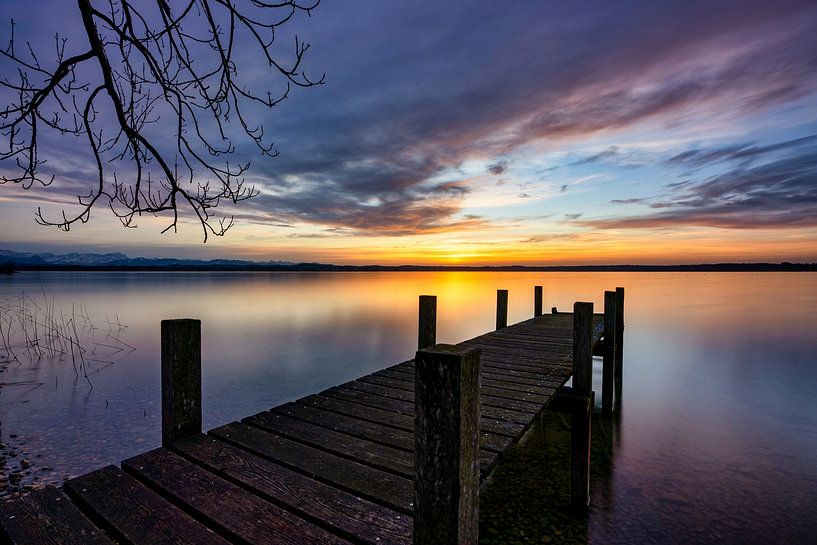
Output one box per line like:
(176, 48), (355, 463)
(614, 287), (625, 372)
(572, 302), (593, 398)
(496, 289), (508, 330)
(601, 291), (617, 415)
(161, 319), (202, 447)
(571, 302), (593, 511)
(534, 286), (543, 317)
(418, 295), (437, 350)
(414, 344), (481, 545)
(614, 287), (625, 412)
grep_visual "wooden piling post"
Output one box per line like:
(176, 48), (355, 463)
(571, 302), (593, 511)
(601, 291), (617, 415)
(534, 286), (543, 317)
(614, 287), (625, 413)
(614, 287), (625, 373)
(572, 302), (593, 397)
(418, 295), (437, 350)
(414, 344), (481, 545)
(161, 319), (202, 447)
(496, 289), (508, 329)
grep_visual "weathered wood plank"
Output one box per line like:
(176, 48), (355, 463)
(64, 465), (230, 545)
(297, 394), (523, 443)
(298, 393), (416, 430)
(481, 393), (542, 414)
(359, 373), (412, 391)
(122, 448), (352, 545)
(209, 422), (414, 513)
(323, 385), (414, 415)
(171, 434), (413, 545)
(0, 487), (113, 545)
(363, 372), (555, 403)
(344, 378), (541, 416)
(247, 407), (496, 480)
(482, 374), (562, 392)
(244, 411), (414, 478)
(342, 380), (413, 402)
(481, 377), (554, 395)
(276, 401), (414, 450)
(326, 384), (534, 425)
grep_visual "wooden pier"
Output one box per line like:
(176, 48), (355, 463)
(1, 287), (624, 545)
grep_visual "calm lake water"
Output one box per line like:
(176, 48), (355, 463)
(1, 271), (816, 543)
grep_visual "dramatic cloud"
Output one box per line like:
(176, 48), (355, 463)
(245, 0), (816, 234)
(2, 0), (817, 261)
(585, 145), (817, 229)
(667, 135), (817, 167)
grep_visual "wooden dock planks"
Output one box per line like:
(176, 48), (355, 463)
(1, 313), (603, 545)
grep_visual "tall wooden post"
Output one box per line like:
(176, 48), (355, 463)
(534, 286), (543, 317)
(572, 302), (593, 397)
(614, 287), (625, 373)
(496, 289), (508, 330)
(161, 319), (202, 447)
(418, 295), (437, 350)
(571, 302), (593, 511)
(614, 287), (625, 413)
(601, 291), (617, 415)
(414, 344), (481, 545)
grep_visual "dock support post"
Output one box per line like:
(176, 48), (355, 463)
(496, 289), (508, 329)
(614, 287), (625, 412)
(418, 295), (437, 350)
(161, 319), (202, 447)
(571, 302), (593, 511)
(614, 287), (625, 372)
(414, 344), (481, 545)
(601, 291), (617, 415)
(534, 286), (543, 317)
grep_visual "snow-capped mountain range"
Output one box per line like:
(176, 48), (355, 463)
(0, 249), (293, 268)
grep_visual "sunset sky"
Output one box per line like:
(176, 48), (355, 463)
(1, 0), (816, 265)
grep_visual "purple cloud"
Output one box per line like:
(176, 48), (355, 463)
(2, 0), (817, 237)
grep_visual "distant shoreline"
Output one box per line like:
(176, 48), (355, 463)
(5, 262), (816, 272)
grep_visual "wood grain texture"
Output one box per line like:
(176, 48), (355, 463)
(209, 422), (415, 513)
(122, 448), (352, 545)
(414, 344), (481, 545)
(0, 487), (113, 545)
(64, 465), (230, 545)
(244, 411), (414, 478)
(161, 319), (201, 446)
(171, 434), (413, 545)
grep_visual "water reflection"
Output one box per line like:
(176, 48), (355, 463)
(1, 271), (816, 543)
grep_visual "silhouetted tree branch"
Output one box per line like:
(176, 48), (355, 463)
(0, 0), (323, 241)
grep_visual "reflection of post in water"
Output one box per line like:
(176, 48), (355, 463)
(591, 408), (618, 515)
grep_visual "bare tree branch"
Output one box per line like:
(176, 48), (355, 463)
(0, 0), (323, 241)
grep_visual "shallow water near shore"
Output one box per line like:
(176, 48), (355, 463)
(1, 271), (816, 543)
